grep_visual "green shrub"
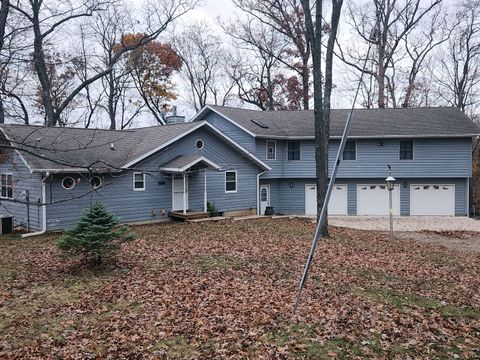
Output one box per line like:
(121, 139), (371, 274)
(58, 202), (135, 265)
(207, 201), (219, 217)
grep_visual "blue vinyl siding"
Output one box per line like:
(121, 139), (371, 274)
(45, 127), (261, 230)
(257, 138), (472, 179)
(0, 151), (43, 230)
(260, 177), (468, 216)
(203, 112), (256, 153)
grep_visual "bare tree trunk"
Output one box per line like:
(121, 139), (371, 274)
(0, 0), (9, 51)
(302, 53), (310, 109)
(107, 72), (116, 130)
(301, 0), (343, 236)
(31, 2), (56, 126)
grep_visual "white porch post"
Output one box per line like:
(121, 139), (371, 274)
(204, 170), (207, 212)
(183, 173), (186, 214)
(171, 173), (174, 211)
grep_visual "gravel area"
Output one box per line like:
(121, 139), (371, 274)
(329, 216), (480, 232)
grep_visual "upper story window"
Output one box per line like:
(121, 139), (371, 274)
(133, 172), (145, 191)
(343, 140), (356, 160)
(287, 141), (301, 161)
(400, 140), (414, 160)
(266, 140), (276, 160)
(225, 171), (237, 193)
(1, 174), (13, 198)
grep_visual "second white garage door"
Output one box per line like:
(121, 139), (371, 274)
(357, 184), (400, 216)
(410, 184), (455, 216)
(305, 184), (347, 216)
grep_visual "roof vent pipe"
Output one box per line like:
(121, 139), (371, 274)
(110, 143), (115, 150)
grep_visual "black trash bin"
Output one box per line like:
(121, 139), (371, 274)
(264, 206), (274, 216)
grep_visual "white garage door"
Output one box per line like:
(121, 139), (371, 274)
(305, 184), (348, 216)
(410, 184), (455, 216)
(357, 184), (400, 216)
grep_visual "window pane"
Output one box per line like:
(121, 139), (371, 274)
(7, 188), (12, 198)
(134, 173), (144, 189)
(400, 141), (413, 160)
(6, 175), (12, 186)
(1, 187), (6, 198)
(343, 141), (356, 160)
(225, 172), (236, 192)
(267, 141), (276, 160)
(226, 182), (236, 191)
(288, 142), (300, 160)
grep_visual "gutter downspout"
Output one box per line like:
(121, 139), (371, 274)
(22, 173), (48, 238)
(257, 170), (267, 215)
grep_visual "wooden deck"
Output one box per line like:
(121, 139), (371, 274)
(168, 211), (210, 221)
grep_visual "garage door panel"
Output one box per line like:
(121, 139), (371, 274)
(410, 184), (455, 216)
(357, 184), (400, 216)
(305, 184), (347, 216)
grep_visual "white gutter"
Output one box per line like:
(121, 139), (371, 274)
(256, 170), (267, 215)
(22, 173), (48, 238)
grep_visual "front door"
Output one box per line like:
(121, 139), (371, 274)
(260, 185), (270, 215)
(173, 175), (188, 211)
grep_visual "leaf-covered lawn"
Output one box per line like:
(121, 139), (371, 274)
(1, 218), (479, 358)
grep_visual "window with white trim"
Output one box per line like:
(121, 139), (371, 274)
(266, 140), (276, 160)
(133, 172), (145, 191)
(225, 171), (237, 193)
(1, 174), (13, 198)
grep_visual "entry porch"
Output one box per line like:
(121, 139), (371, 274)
(160, 155), (220, 220)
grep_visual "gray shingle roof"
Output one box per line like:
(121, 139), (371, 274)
(205, 105), (480, 138)
(159, 155), (221, 172)
(0, 122), (201, 173)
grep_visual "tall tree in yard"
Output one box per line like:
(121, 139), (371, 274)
(174, 22), (235, 111)
(231, 0), (311, 109)
(116, 34), (182, 125)
(337, 0), (442, 108)
(433, 1), (480, 115)
(9, 0), (197, 126)
(300, 0), (343, 235)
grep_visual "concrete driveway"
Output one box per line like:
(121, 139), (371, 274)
(329, 216), (480, 232)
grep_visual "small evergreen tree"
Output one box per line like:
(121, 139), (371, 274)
(58, 202), (135, 265)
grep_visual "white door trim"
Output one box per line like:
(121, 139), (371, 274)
(260, 184), (270, 215)
(172, 175), (189, 211)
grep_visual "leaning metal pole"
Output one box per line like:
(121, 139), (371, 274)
(293, 40), (377, 314)
(387, 165), (394, 240)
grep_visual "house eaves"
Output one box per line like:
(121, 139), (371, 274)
(255, 134), (480, 140)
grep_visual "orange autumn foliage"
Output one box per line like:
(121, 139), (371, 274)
(114, 33), (182, 100)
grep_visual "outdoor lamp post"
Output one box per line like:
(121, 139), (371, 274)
(385, 165), (396, 240)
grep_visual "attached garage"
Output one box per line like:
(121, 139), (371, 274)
(305, 184), (347, 216)
(410, 184), (455, 216)
(357, 184), (400, 216)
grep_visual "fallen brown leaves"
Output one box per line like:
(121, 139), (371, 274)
(0, 219), (479, 359)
